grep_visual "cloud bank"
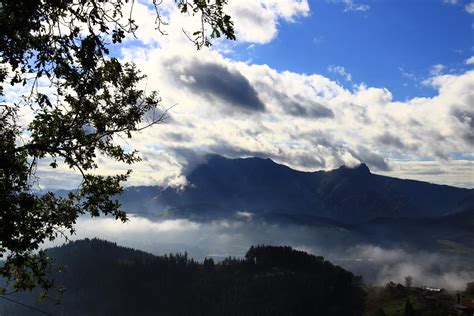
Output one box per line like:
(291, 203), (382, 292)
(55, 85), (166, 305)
(46, 215), (474, 291)
(6, 0), (473, 190)
(115, 45), (474, 188)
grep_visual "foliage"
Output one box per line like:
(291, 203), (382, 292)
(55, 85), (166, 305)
(363, 283), (457, 316)
(384, 282), (408, 299)
(466, 281), (474, 295)
(372, 308), (386, 316)
(403, 299), (414, 316)
(0, 240), (367, 315)
(0, 0), (235, 296)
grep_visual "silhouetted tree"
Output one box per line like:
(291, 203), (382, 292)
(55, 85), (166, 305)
(466, 282), (474, 295)
(404, 298), (415, 316)
(405, 276), (413, 289)
(0, 0), (235, 296)
(384, 281), (407, 299)
(0, 241), (367, 316)
(373, 308), (386, 316)
(203, 257), (215, 272)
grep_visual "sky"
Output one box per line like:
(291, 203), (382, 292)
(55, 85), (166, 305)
(14, 0), (474, 189)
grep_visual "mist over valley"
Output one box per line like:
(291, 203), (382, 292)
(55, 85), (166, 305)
(53, 155), (474, 291)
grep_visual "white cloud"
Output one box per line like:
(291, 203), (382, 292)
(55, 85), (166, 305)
(226, 0), (310, 44)
(45, 215), (474, 290)
(430, 64), (445, 76)
(338, 0), (370, 12)
(466, 2), (474, 14)
(6, 1), (474, 190)
(117, 0), (310, 48)
(328, 65), (353, 82)
(16, 45), (474, 189)
(313, 35), (324, 44)
(28, 45), (474, 189)
(378, 160), (474, 188)
(399, 67), (417, 81)
(109, 45), (474, 188)
(345, 245), (474, 290)
(466, 56), (474, 64)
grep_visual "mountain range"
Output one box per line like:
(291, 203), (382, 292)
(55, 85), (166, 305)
(120, 155), (473, 224)
(113, 155), (474, 254)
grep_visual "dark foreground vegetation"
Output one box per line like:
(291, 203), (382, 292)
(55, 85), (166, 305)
(364, 282), (474, 316)
(1, 239), (365, 315)
(1, 239), (473, 316)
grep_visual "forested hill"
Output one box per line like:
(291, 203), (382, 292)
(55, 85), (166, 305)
(0, 239), (366, 316)
(120, 155), (474, 224)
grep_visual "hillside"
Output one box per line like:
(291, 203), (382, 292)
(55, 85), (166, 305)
(119, 155), (474, 224)
(2, 239), (472, 316)
(0, 239), (366, 316)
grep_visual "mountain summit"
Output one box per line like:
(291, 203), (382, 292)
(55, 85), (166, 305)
(120, 155), (473, 224)
(336, 163), (371, 174)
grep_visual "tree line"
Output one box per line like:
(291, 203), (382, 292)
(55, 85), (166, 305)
(0, 239), (366, 316)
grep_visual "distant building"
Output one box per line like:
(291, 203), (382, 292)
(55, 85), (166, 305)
(421, 286), (442, 292)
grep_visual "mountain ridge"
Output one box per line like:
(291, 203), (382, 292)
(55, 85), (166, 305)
(118, 155), (474, 224)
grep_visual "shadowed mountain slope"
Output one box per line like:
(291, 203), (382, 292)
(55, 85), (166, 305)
(120, 155), (473, 224)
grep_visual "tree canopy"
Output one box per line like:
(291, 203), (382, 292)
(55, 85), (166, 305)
(0, 240), (367, 315)
(0, 0), (235, 296)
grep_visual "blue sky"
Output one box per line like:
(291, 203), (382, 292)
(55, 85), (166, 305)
(19, 0), (472, 189)
(230, 0), (473, 101)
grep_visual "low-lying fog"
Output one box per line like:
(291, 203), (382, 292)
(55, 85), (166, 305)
(49, 214), (474, 291)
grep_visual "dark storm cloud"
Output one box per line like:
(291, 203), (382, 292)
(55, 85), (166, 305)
(350, 146), (391, 171)
(207, 141), (272, 161)
(165, 132), (193, 143)
(172, 60), (265, 112)
(168, 147), (207, 175)
(377, 132), (407, 149)
(452, 109), (474, 145)
(463, 132), (474, 146)
(258, 88), (334, 119)
(409, 118), (423, 127)
(296, 130), (336, 149)
(207, 139), (327, 170)
(286, 100), (334, 118)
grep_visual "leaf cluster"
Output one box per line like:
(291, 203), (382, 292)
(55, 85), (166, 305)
(0, 0), (235, 297)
